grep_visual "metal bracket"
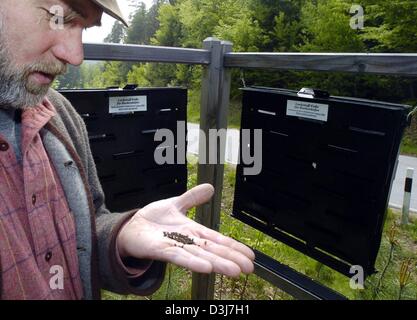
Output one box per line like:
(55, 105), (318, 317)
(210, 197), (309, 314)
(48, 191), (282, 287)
(297, 88), (330, 99)
(253, 249), (348, 300)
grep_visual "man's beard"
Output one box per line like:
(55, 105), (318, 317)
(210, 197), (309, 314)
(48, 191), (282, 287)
(0, 19), (67, 110)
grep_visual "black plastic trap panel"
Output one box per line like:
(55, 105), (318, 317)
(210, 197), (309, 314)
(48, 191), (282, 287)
(233, 87), (411, 278)
(60, 87), (188, 212)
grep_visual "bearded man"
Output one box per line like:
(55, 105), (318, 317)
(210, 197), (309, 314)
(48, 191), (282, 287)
(0, 0), (254, 300)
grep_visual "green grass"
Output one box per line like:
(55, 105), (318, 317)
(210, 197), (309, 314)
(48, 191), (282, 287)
(103, 157), (417, 301)
(187, 89), (201, 125)
(401, 136), (417, 157)
(226, 100), (242, 129)
(187, 89), (242, 129)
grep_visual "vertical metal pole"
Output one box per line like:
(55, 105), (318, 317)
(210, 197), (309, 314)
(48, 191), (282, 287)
(402, 168), (414, 225)
(191, 38), (233, 300)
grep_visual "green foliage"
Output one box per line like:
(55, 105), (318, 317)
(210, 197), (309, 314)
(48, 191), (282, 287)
(272, 12), (303, 52)
(104, 21), (125, 44)
(125, 2), (156, 45)
(249, 0), (305, 50)
(91, 61), (126, 88)
(79, 62), (103, 88)
(127, 64), (150, 87)
(186, 88), (201, 124)
(401, 111), (417, 156)
(300, 0), (365, 52)
(214, 10), (267, 52)
(360, 0), (417, 52)
(55, 65), (82, 89)
(178, 0), (226, 48)
(152, 4), (183, 47)
(401, 136), (417, 157)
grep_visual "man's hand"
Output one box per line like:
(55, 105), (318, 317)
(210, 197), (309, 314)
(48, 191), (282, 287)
(117, 184), (255, 278)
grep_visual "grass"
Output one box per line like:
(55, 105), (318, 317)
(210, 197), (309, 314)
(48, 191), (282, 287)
(187, 89), (200, 125)
(187, 89), (242, 129)
(103, 156), (417, 300)
(401, 136), (417, 157)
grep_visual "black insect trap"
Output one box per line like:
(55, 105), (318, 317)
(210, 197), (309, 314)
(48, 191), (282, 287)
(233, 87), (412, 278)
(60, 86), (188, 212)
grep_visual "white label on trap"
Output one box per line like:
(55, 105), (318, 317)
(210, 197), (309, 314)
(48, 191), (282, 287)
(286, 100), (329, 122)
(109, 96), (147, 114)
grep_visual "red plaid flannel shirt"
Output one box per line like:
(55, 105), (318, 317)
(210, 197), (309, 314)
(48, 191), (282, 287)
(0, 99), (83, 300)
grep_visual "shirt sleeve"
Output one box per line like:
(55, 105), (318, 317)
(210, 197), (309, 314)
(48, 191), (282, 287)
(97, 209), (167, 297)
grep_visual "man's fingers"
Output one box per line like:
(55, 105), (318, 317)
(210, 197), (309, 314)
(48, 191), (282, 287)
(174, 184), (215, 212)
(162, 246), (213, 274)
(192, 238), (254, 274)
(182, 245), (242, 277)
(196, 227), (256, 261)
(162, 243), (243, 277)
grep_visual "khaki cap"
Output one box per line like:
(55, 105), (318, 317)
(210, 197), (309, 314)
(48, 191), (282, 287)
(90, 0), (129, 27)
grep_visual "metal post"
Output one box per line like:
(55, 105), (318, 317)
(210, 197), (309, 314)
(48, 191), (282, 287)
(191, 38), (233, 300)
(402, 168), (414, 225)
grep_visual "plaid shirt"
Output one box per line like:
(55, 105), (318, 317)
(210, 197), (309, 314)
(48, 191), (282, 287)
(0, 99), (83, 300)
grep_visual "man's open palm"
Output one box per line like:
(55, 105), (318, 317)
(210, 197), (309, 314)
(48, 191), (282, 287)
(117, 184), (255, 277)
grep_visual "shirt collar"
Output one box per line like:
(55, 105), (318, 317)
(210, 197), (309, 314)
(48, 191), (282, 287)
(21, 98), (57, 151)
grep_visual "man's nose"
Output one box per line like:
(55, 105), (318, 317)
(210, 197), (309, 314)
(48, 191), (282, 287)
(51, 28), (85, 66)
